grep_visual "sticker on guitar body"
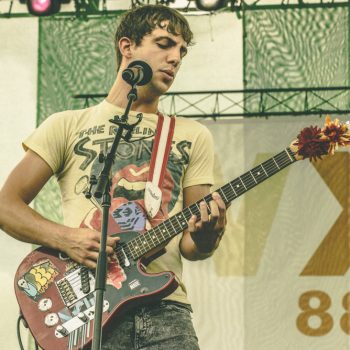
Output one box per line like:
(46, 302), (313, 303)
(107, 256), (127, 289)
(17, 259), (59, 302)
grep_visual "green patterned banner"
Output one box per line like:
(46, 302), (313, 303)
(244, 7), (349, 112)
(36, 15), (123, 223)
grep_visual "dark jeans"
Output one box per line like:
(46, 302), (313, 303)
(102, 301), (200, 350)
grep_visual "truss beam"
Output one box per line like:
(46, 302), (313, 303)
(73, 86), (350, 119)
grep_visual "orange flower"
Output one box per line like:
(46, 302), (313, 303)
(321, 115), (350, 155)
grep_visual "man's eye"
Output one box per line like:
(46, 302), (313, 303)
(157, 43), (168, 48)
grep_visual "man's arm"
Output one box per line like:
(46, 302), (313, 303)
(179, 184), (226, 261)
(0, 149), (118, 269)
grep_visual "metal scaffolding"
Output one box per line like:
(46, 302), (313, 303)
(1, 0), (349, 19)
(73, 86), (350, 119)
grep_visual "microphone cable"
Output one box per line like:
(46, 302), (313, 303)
(17, 314), (40, 350)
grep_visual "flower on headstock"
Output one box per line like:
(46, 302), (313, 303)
(293, 125), (329, 161)
(293, 116), (350, 161)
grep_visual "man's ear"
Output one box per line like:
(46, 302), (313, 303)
(119, 37), (134, 59)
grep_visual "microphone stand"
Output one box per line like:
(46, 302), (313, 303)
(89, 85), (142, 350)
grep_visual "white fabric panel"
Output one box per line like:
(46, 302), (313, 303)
(183, 119), (245, 350)
(172, 12), (242, 92)
(0, 18), (38, 349)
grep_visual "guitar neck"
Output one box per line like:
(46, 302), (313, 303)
(127, 147), (297, 260)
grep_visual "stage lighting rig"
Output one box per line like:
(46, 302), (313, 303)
(194, 0), (227, 11)
(19, 0), (70, 16)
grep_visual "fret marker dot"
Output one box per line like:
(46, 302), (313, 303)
(257, 172), (260, 175)
(236, 185), (240, 188)
(163, 230), (166, 233)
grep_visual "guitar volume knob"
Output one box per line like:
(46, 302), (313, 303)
(38, 298), (52, 311)
(44, 313), (58, 327)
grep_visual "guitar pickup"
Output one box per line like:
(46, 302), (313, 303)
(79, 267), (91, 294)
(56, 278), (77, 305)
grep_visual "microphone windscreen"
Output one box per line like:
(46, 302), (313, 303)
(126, 60), (153, 86)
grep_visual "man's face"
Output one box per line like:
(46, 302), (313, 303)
(129, 22), (188, 96)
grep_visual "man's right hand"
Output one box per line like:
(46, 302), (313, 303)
(60, 228), (120, 269)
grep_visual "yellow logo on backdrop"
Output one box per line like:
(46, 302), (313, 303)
(301, 153), (350, 276)
(297, 153), (350, 337)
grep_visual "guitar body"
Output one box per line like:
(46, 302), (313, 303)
(14, 230), (178, 350)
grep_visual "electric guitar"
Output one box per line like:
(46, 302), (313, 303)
(14, 117), (350, 350)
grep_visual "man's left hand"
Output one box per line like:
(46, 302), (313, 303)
(187, 192), (226, 254)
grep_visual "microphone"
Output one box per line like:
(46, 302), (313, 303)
(122, 60), (153, 86)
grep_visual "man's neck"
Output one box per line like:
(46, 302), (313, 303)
(106, 76), (159, 114)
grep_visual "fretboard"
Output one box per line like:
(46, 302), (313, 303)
(124, 147), (296, 260)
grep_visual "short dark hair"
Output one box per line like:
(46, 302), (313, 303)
(115, 5), (194, 71)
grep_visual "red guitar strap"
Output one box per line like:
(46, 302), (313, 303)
(144, 113), (175, 218)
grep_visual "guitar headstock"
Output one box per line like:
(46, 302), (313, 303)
(290, 116), (350, 161)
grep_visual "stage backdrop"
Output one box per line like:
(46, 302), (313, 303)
(0, 17), (38, 350)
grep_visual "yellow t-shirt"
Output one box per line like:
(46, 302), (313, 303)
(23, 99), (214, 304)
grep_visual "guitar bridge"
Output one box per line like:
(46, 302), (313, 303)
(56, 267), (95, 307)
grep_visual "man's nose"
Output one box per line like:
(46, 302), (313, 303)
(167, 48), (181, 67)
